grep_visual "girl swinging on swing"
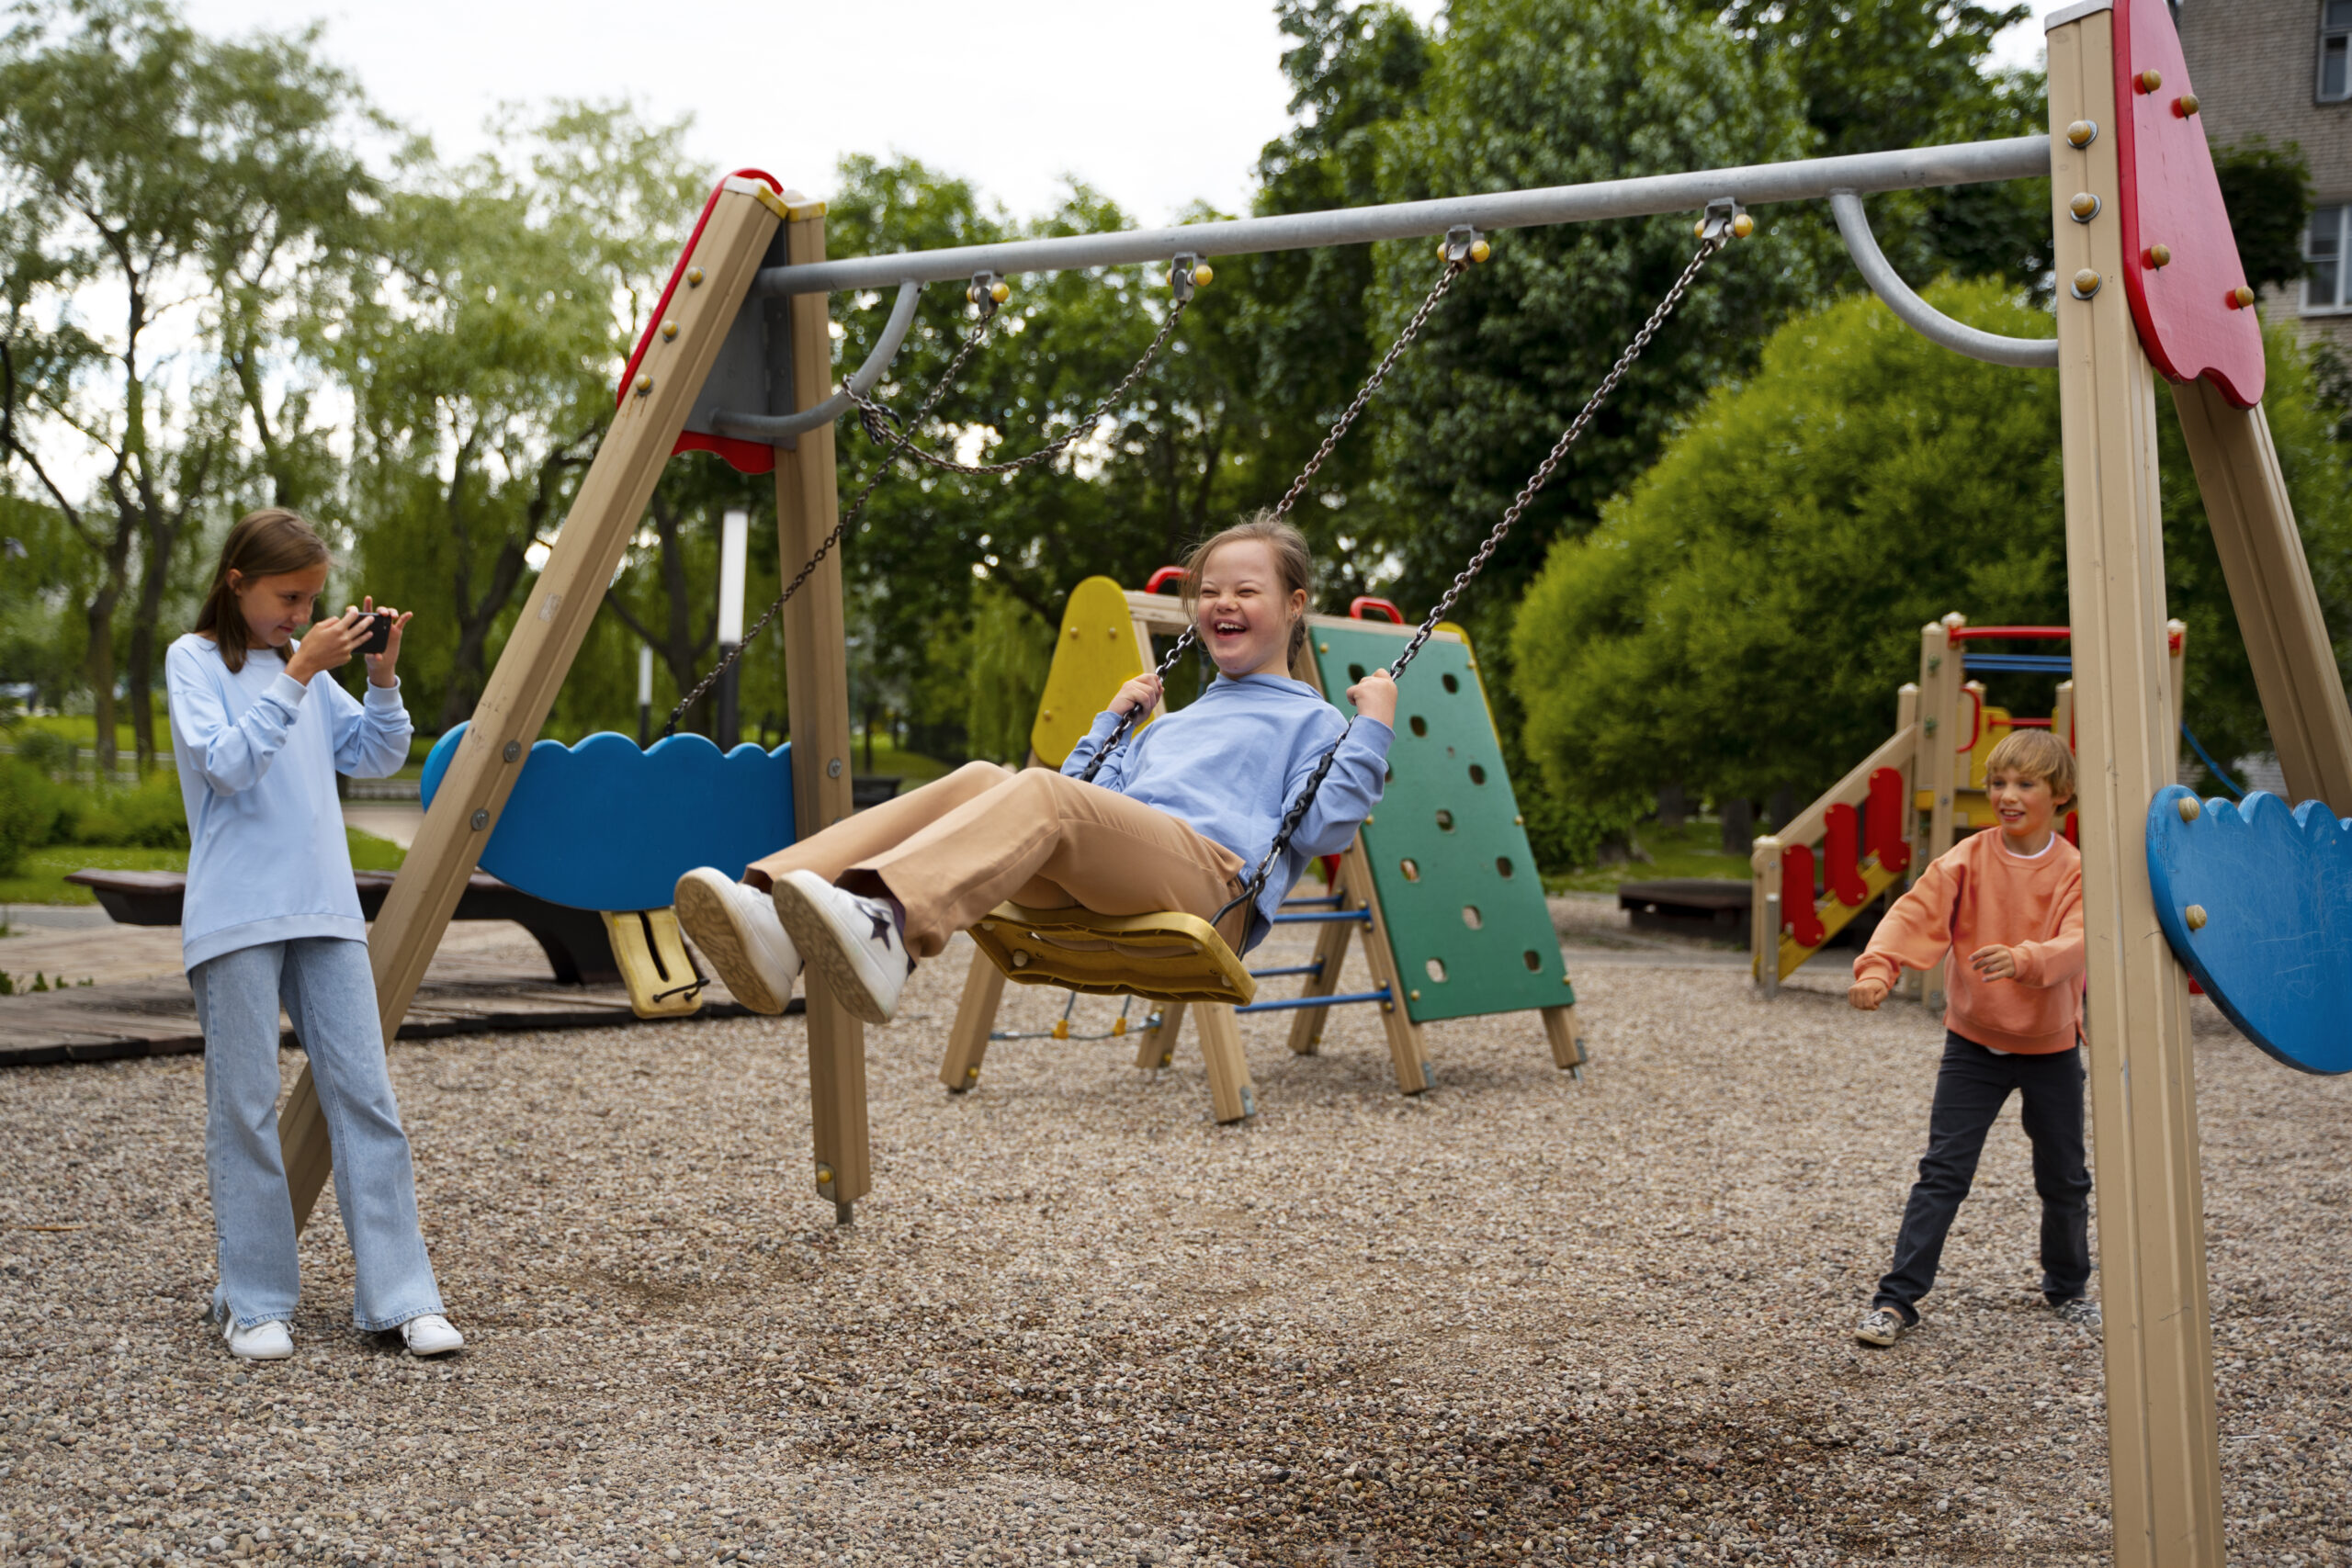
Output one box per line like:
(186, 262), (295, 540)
(673, 514), (1398, 1024)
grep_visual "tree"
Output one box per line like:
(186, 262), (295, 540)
(2211, 138), (2313, 294)
(1509, 280), (2352, 820)
(342, 103), (708, 733)
(0, 0), (369, 769)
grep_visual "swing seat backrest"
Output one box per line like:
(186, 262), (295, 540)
(969, 903), (1258, 1008)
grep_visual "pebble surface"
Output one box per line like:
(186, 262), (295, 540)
(2, 927), (2346, 1566)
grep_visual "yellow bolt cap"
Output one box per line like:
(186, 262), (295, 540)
(685, 266), (705, 287)
(2185, 904), (2208, 931)
(1731, 214), (1755, 239)
(2177, 795), (2201, 822)
(2069, 192), (2099, 220)
(1193, 263), (1214, 286)
(2135, 68), (2162, 93)
(2073, 267), (2103, 298)
(990, 280), (1010, 303)
(2177, 93), (2200, 117)
(2148, 243), (2173, 268)
(660, 321), (679, 341)
(2065, 119), (2098, 148)
(1467, 240), (1490, 264)
(633, 373), (653, 396)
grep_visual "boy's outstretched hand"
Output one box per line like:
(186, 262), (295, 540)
(1970, 943), (2018, 981)
(1848, 977), (1889, 1011)
(1348, 669), (1397, 727)
(1110, 672), (1163, 717)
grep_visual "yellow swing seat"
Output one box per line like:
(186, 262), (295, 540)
(968, 903), (1260, 1008)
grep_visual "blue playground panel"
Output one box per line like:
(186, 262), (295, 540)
(2146, 784), (2352, 1075)
(421, 727), (796, 913)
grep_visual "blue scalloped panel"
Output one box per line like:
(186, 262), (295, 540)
(420, 726), (795, 912)
(2146, 785), (2352, 1075)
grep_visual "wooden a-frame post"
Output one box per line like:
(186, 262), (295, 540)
(771, 202), (869, 1224)
(2049, 8), (2223, 1560)
(277, 178), (792, 1230)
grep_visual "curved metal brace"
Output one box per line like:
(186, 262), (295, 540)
(1828, 190), (2058, 370)
(710, 279), (922, 443)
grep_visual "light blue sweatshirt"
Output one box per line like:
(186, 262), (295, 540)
(166, 633), (414, 969)
(1062, 671), (1393, 953)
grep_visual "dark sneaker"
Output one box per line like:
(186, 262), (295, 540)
(2050, 1297), (2101, 1330)
(1855, 1306), (1911, 1348)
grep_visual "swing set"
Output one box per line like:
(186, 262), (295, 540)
(274, 5), (2350, 1558)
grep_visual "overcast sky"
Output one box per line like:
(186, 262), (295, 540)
(176, 0), (2069, 231)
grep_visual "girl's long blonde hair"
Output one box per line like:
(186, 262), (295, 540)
(194, 509), (333, 674)
(1180, 512), (1317, 661)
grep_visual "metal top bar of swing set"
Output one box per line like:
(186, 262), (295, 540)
(752, 135), (2050, 298)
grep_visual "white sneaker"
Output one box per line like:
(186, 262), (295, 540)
(674, 867), (802, 1014)
(400, 1314), (464, 1357)
(223, 1318), (293, 1361)
(1854, 1306), (1911, 1348)
(768, 870), (914, 1025)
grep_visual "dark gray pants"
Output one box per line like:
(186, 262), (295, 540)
(1873, 1032), (2092, 1323)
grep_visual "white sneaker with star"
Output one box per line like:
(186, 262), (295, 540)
(768, 870), (914, 1025)
(400, 1314), (464, 1357)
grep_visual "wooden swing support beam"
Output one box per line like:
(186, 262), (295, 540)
(262, 9), (2344, 1558)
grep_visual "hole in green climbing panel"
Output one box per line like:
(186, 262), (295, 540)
(1408, 716), (1428, 738)
(1426, 957), (1449, 983)
(1469, 763), (1487, 785)
(1496, 855), (1514, 878)
(1349, 663), (1366, 682)
(1462, 905), (1483, 930)
(1442, 672), (1459, 693)
(1521, 950), (1543, 972)
(1400, 858), (1420, 882)
(1435, 808), (1455, 832)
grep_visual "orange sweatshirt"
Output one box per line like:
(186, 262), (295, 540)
(1852, 829), (2086, 1054)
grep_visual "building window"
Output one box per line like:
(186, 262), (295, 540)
(2309, 205), (2349, 310)
(2324, 0), (2352, 101)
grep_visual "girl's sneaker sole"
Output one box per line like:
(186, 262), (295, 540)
(674, 870), (792, 1015)
(768, 873), (897, 1026)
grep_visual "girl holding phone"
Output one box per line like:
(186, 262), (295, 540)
(167, 508), (460, 1360)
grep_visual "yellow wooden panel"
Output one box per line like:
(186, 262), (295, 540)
(600, 908), (706, 1018)
(1032, 576), (1149, 768)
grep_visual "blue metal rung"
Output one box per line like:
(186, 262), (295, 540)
(1271, 909), (1372, 924)
(1962, 653), (2074, 674)
(1249, 960), (1327, 980)
(1238, 987), (1391, 1016)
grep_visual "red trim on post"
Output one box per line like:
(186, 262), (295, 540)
(616, 169), (786, 478)
(1145, 566), (1185, 594)
(1946, 626), (2072, 642)
(1350, 596), (1404, 624)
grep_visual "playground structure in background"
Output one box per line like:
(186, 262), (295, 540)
(950, 574), (1584, 1124)
(1751, 612), (2185, 1004)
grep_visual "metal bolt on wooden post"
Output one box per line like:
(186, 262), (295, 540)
(2047, 6), (2226, 1561)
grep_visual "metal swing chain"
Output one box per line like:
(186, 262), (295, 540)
(657, 302), (1008, 739)
(1079, 246), (1475, 784)
(1210, 223), (1734, 929)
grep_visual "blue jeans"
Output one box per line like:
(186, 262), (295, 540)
(1873, 1032), (2093, 1323)
(191, 938), (445, 1331)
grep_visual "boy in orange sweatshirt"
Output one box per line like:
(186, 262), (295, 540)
(1848, 729), (2094, 1347)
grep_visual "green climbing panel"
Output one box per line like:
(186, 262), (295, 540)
(1309, 624), (1575, 1025)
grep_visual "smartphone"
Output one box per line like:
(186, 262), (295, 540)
(358, 614), (392, 655)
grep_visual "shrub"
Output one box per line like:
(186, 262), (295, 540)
(12, 729), (73, 775)
(67, 773), (189, 851)
(0, 760), (60, 875)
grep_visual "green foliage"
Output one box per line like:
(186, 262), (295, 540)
(0, 756), (58, 874)
(961, 581), (1056, 763)
(2212, 138), (2315, 295)
(1512, 282), (2352, 809)
(61, 771), (188, 850)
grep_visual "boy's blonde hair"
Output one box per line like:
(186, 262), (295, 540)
(1181, 511), (1317, 660)
(1984, 729), (2076, 805)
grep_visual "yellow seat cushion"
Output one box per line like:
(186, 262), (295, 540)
(968, 903), (1259, 1007)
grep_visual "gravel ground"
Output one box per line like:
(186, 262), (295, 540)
(3, 925), (2347, 1567)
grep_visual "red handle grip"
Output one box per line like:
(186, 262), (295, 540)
(1144, 566), (1185, 594)
(1350, 596), (1404, 624)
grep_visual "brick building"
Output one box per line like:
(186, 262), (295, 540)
(2176, 0), (2352, 348)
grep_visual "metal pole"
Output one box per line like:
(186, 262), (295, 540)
(756, 136), (2050, 298)
(636, 645), (653, 748)
(716, 508), (749, 750)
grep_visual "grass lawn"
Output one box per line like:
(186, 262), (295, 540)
(1542, 817), (1753, 896)
(852, 736), (956, 786)
(0, 829), (406, 906)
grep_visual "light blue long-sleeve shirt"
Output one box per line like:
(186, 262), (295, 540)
(166, 633), (414, 969)
(1061, 671), (1393, 953)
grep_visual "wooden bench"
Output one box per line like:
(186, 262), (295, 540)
(64, 869), (622, 986)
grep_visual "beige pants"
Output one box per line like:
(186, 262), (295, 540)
(746, 761), (1249, 960)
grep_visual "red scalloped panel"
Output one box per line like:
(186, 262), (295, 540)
(2113, 0), (2264, 407)
(615, 168), (786, 476)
